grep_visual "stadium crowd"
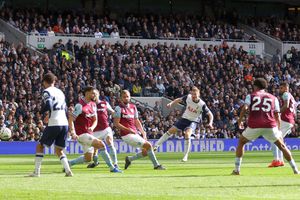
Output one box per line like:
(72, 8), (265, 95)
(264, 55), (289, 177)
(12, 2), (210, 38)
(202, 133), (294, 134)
(0, 7), (251, 40)
(0, 34), (300, 141)
(247, 16), (300, 42)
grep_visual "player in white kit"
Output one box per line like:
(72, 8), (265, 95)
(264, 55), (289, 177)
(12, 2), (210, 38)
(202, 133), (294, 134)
(29, 73), (73, 177)
(154, 86), (214, 162)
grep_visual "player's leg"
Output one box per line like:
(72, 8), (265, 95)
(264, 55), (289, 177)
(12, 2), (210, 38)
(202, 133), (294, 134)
(29, 126), (55, 177)
(154, 126), (177, 150)
(123, 134), (145, 169)
(232, 135), (249, 175)
(105, 128), (118, 167)
(29, 143), (45, 177)
(269, 122), (292, 167)
(54, 126), (73, 176)
(232, 127), (258, 175)
(182, 128), (193, 162)
(69, 134), (95, 166)
(264, 127), (298, 174)
(92, 138), (122, 172)
(55, 147), (73, 177)
(124, 134), (165, 170)
(87, 148), (99, 168)
(143, 141), (165, 170)
(277, 122), (293, 164)
(274, 139), (299, 174)
(86, 131), (102, 168)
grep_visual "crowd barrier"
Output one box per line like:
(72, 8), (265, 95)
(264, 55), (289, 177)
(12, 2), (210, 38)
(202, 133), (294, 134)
(0, 138), (300, 155)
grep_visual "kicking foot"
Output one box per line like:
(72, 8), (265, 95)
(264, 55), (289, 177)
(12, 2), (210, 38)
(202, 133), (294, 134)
(87, 162), (99, 168)
(154, 165), (166, 170)
(124, 156), (131, 170)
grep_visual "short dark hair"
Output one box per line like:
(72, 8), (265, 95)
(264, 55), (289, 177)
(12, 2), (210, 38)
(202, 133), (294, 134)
(253, 78), (268, 90)
(43, 73), (56, 84)
(83, 86), (95, 95)
(280, 82), (289, 87)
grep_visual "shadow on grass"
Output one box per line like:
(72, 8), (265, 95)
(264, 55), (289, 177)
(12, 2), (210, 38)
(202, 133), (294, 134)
(176, 184), (300, 189)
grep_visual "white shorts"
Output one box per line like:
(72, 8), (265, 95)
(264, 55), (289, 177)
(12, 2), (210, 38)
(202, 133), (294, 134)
(281, 120), (294, 138)
(121, 134), (146, 148)
(242, 127), (281, 143)
(78, 133), (97, 153)
(93, 127), (113, 141)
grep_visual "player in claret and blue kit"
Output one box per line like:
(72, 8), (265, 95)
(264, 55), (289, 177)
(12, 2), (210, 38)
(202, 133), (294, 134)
(86, 89), (118, 168)
(268, 82), (297, 167)
(232, 78), (299, 175)
(114, 90), (165, 170)
(68, 86), (121, 173)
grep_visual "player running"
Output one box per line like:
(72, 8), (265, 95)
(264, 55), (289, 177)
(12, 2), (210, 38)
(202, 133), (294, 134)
(268, 82), (297, 167)
(86, 89), (118, 168)
(114, 90), (165, 170)
(154, 86), (214, 162)
(232, 78), (299, 175)
(29, 73), (73, 177)
(68, 86), (122, 173)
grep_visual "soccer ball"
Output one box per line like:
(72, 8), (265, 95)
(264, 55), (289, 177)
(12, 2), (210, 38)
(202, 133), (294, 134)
(0, 127), (12, 141)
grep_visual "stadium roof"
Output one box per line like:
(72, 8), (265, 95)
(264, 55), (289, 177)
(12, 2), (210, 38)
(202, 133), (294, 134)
(237, 0), (300, 5)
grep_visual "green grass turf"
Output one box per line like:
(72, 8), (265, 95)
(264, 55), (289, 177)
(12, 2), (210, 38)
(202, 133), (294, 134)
(0, 151), (300, 200)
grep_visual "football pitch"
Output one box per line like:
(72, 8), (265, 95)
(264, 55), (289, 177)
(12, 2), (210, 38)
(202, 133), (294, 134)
(0, 151), (300, 200)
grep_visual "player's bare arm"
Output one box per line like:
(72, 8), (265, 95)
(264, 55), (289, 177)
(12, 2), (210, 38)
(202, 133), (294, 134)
(114, 117), (135, 134)
(274, 112), (281, 130)
(68, 110), (78, 140)
(43, 112), (49, 124)
(135, 119), (147, 140)
(238, 104), (248, 129)
(207, 111), (214, 129)
(88, 115), (97, 132)
(167, 98), (182, 108)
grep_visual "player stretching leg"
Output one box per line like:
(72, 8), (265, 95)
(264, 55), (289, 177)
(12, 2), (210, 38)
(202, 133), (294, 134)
(232, 78), (299, 175)
(29, 73), (73, 177)
(269, 82), (297, 167)
(68, 86), (121, 173)
(154, 86), (213, 162)
(87, 90), (118, 168)
(114, 90), (165, 170)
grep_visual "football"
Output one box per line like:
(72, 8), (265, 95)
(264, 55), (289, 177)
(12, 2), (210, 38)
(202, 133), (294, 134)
(0, 127), (12, 141)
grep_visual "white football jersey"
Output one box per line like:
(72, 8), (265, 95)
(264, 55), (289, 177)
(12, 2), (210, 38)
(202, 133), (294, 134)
(181, 94), (211, 123)
(43, 86), (68, 126)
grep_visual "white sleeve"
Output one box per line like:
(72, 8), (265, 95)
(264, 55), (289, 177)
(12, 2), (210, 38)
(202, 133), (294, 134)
(72, 104), (83, 118)
(282, 92), (290, 101)
(245, 94), (251, 106)
(274, 98), (280, 113)
(106, 102), (114, 113)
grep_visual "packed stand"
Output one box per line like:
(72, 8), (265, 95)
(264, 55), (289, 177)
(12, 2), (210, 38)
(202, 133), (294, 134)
(247, 16), (300, 42)
(1, 36), (300, 141)
(0, 7), (252, 41)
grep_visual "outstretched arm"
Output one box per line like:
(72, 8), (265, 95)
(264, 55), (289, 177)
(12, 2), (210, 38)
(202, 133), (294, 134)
(167, 97), (183, 108)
